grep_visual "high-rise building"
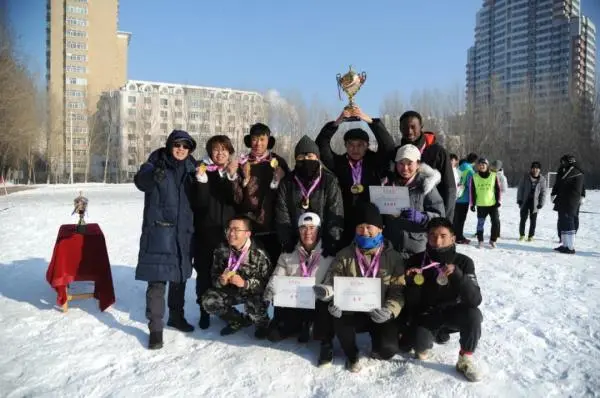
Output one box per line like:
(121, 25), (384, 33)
(96, 80), (267, 182)
(46, 0), (130, 182)
(466, 0), (596, 122)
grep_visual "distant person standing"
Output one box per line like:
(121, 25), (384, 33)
(490, 160), (508, 193)
(469, 158), (501, 249)
(516, 162), (547, 242)
(450, 153), (460, 188)
(454, 153), (478, 244)
(551, 155), (584, 254)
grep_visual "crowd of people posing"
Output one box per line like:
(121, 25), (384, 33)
(133, 107), (585, 382)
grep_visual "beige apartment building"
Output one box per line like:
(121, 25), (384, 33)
(98, 80), (267, 182)
(46, 0), (130, 182)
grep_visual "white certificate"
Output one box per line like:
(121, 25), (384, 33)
(333, 277), (381, 312)
(369, 186), (410, 215)
(273, 276), (316, 309)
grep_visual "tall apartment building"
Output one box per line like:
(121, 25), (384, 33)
(46, 0), (130, 182)
(466, 0), (596, 122)
(97, 80), (267, 182)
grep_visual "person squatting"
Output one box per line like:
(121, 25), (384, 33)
(132, 107), (581, 382)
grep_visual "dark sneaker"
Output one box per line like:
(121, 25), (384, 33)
(298, 322), (311, 343)
(554, 245), (565, 252)
(318, 342), (333, 367)
(346, 357), (362, 373)
(148, 331), (163, 350)
(198, 311), (210, 330)
(560, 247), (576, 254)
(254, 325), (270, 340)
(167, 316), (194, 333)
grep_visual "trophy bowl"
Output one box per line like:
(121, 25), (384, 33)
(72, 191), (88, 233)
(336, 65), (367, 122)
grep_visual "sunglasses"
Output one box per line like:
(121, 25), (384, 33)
(173, 143), (190, 150)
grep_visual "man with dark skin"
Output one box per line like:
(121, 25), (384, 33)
(397, 111), (456, 223)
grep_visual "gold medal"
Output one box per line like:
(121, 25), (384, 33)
(270, 158), (279, 169)
(301, 198), (310, 210)
(226, 271), (236, 279)
(436, 274), (448, 286)
(198, 163), (207, 174)
(413, 273), (425, 286)
(350, 184), (364, 194)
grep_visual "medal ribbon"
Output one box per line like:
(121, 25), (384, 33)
(227, 239), (251, 272)
(299, 249), (321, 277)
(349, 159), (363, 186)
(355, 246), (383, 278)
(293, 170), (322, 205)
(419, 254), (443, 277)
(240, 152), (271, 165)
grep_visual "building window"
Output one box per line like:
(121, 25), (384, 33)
(160, 110), (168, 118)
(190, 112), (200, 120)
(67, 53), (87, 62)
(160, 98), (168, 107)
(66, 6), (88, 14)
(128, 96), (136, 104)
(144, 135), (151, 142)
(66, 65), (87, 73)
(189, 123), (197, 132)
(66, 17), (87, 26)
(66, 41), (87, 50)
(174, 111), (183, 119)
(128, 109), (136, 117)
(128, 159), (136, 166)
(160, 123), (168, 130)
(66, 89), (85, 97)
(128, 122), (136, 131)
(174, 123), (183, 130)
(143, 97), (152, 104)
(128, 134), (136, 141)
(67, 102), (85, 109)
(174, 99), (183, 107)
(143, 109), (151, 117)
(66, 29), (87, 38)
(144, 122), (151, 130)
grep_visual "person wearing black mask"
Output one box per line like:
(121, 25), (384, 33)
(275, 135), (344, 257)
(402, 218), (483, 382)
(516, 161), (547, 241)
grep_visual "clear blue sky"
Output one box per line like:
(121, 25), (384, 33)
(7, 0), (600, 116)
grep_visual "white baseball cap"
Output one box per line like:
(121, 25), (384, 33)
(298, 212), (321, 228)
(395, 144), (421, 162)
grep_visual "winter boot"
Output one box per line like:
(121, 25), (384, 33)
(198, 309), (210, 330)
(254, 324), (270, 340)
(148, 331), (163, 350)
(298, 322), (311, 343)
(456, 354), (482, 382)
(345, 356), (362, 373)
(219, 314), (253, 336)
(317, 341), (333, 367)
(167, 314), (194, 332)
(518, 235), (525, 241)
(526, 236), (534, 242)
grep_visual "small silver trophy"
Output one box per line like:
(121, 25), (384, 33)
(72, 191), (88, 233)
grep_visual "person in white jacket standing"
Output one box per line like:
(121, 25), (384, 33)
(264, 212), (335, 366)
(490, 160), (508, 193)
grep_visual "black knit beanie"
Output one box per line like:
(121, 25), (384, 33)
(355, 203), (383, 229)
(294, 135), (320, 158)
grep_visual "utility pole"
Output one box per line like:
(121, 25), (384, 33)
(70, 113), (74, 184)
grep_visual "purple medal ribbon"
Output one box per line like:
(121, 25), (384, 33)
(349, 159), (363, 186)
(227, 241), (250, 272)
(206, 164), (221, 172)
(299, 250), (321, 277)
(355, 246), (383, 278)
(293, 170), (322, 205)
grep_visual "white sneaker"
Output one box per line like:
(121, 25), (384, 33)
(456, 354), (482, 382)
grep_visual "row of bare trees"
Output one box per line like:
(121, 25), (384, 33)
(0, 22), (43, 184)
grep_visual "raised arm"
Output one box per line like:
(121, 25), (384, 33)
(315, 121), (338, 171)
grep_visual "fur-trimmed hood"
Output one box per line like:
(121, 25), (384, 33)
(387, 162), (441, 195)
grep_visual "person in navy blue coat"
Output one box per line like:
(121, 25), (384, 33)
(134, 130), (198, 350)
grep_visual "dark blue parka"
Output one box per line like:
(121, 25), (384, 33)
(134, 130), (197, 283)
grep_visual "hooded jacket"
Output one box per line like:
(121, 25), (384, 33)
(382, 163), (445, 258)
(516, 172), (547, 213)
(134, 130), (197, 282)
(551, 164), (585, 216)
(456, 162), (475, 204)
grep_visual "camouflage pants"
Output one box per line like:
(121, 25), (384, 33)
(201, 288), (269, 327)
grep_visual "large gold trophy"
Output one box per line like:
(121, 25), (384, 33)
(336, 65), (367, 122)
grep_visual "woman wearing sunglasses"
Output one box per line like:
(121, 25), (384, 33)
(134, 129), (198, 350)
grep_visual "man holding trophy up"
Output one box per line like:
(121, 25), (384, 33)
(316, 66), (396, 248)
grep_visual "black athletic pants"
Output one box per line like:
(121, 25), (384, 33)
(334, 312), (399, 361)
(453, 203), (469, 241)
(145, 281), (186, 332)
(519, 199), (538, 238)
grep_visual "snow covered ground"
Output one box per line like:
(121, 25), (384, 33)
(0, 184), (599, 397)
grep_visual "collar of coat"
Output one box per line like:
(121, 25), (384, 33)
(388, 162), (441, 195)
(295, 240), (322, 257)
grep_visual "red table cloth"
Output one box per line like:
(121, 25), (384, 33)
(46, 224), (115, 311)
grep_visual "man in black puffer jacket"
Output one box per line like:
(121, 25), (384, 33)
(551, 154), (585, 254)
(395, 111), (456, 222)
(401, 217), (483, 382)
(134, 129), (198, 350)
(275, 135), (344, 257)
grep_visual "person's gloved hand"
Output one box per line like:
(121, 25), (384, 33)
(313, 285), (329, 301)
(470, 205), (476, 212)
(495, 202), (501, 208)
(153, 167), (166, 183)
(328, 302), (342, 318)
(369, 308), (393, 324)
(400, 208), (428, 225)
(140, 162), (154, 174)
(517, 201), (523, 206)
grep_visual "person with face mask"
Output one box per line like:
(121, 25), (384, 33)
(469, 158), (501, 248)
(382, 144), (445, 259)
(275, 135), (344, 257)
(313, 203), (405, 373)
(315, 106), (395, 248)
(402, 217), (483, 382)
(516, 161), (547, 241)
(231, 123), (290, 267)
(264, 213), (335, 366)
(134, 130), (198, 350)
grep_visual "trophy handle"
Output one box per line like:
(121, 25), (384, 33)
(336, 73), (343, 100)
(360, 71), (367, 83)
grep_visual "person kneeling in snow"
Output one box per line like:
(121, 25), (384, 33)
(402, 217), (483, 382)
(313, 203), (405, 373)
(201, 215), (271, 338)
(264, 212), (335, 366)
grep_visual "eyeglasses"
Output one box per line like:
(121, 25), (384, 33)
(225, 227), (249, 234)
(173, 143), (190, 150)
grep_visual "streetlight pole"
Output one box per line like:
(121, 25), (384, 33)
(70, 113), (74, 184)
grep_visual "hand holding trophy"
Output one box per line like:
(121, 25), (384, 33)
(336, 65), (367, 122)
